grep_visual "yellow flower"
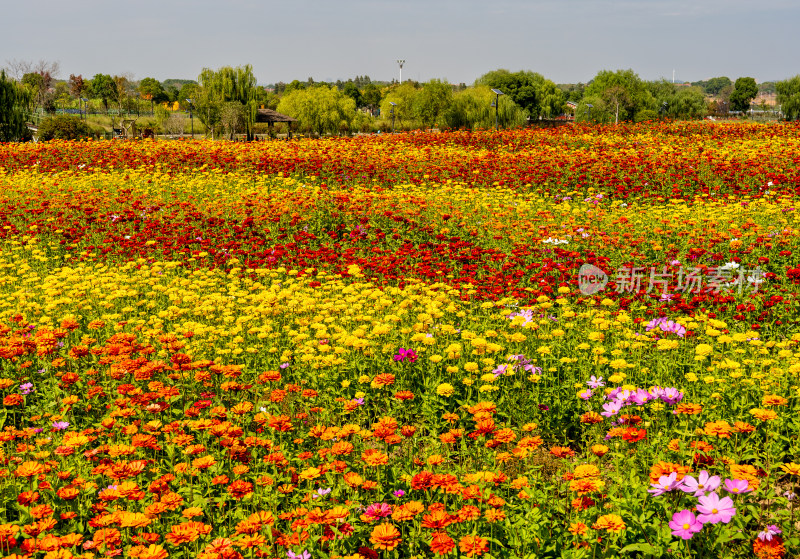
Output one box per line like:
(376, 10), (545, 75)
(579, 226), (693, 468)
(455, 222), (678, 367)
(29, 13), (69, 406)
(695, 344), (713, 358)
(464, 362), (479, 372)
(436, 383), (454, 397)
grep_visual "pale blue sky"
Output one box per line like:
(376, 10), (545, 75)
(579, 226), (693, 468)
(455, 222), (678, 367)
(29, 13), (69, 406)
(3, 0), (798, 85)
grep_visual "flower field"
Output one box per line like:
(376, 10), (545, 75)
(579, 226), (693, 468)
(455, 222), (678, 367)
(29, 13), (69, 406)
(1, 122), (800, 558)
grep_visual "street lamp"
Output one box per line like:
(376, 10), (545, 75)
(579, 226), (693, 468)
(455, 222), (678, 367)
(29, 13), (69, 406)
(81, 98), (89, 121)
(491, 89), (504, 131)
(585, 104), (593, 123)
(389, 101), (397, 133)
(397, 60), (405, 84)
(185, 98), (194, 138)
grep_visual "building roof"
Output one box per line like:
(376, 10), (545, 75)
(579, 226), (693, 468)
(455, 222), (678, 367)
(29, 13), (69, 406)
(255, 108), (297, 123)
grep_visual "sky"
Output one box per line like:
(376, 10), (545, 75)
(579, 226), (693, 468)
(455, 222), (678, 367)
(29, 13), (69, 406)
(3, 0), (799, 86)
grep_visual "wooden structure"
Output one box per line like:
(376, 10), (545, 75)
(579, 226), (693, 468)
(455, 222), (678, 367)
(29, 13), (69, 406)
(255, 108), (298, 138)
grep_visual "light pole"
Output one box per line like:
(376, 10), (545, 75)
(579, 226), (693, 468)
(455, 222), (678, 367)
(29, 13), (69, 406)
(491, 88), (504, 131)
(390, 101), (397, 133)
(185, 98), (194, 138)
(81, 98), (89, 121)
(585, 104), (593, 123)
(397, 60), (405, 84)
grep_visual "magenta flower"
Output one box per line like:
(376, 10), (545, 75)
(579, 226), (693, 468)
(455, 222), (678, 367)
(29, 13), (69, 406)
(364, 502), (393, 519)
(723, 478), (752, 495)
(696, 492), (736, 524)
(680, 470), (721, 497)
(669, 509), (703, 540)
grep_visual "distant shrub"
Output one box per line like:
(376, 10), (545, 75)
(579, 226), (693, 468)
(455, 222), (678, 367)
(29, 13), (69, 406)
(38, 115), (93, 141)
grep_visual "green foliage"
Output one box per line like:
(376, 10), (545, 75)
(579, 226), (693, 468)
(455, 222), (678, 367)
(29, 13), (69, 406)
(414, 79), (453, 128)
(692, 76), (731, 95)
(668, 87), (707, 119)
(380, 83), (420, 129)
(138, 77), (169, 106)
(89, 74), (118, 112)
(277, 86), (357, 135)
(584, 69), (655, 124)
(730, 77), (758, 112)
(441, 86), (526, 130)
(197, 65), (259, 139)
(220, 102), (247, 140)
(37, 115), (93, 141)
(343, 82), (364, 108)
(362, 84), (382, 113)
(0, 70), (32, 141)
(575, 96), (607, 123)
(476, 69), (564, 119)
(776, 76), (800, 120)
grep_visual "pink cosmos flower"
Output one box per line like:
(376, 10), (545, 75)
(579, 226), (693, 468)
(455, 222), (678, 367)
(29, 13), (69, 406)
(696, 492), (736, 524)
(669, 509), (703, 539)
(723, 478), (752, 495)
(679, 470), (721, 497)
(648, 472), (684, 497)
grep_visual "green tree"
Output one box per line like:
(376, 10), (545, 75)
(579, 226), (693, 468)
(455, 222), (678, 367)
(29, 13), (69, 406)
(343, 82), (364, 108)
(441, 85), (526, 130)
(692, 76), (732, 95)
(0, 70), (32, 141)
(668, 87), (707, 119)
(37, 115), (92, 140)
(414, 79), (453, 128)
(138, 77), (168, 114)
(198, 65), (259, 139)
(362, 83), (382, 114)
(730, 77), (758, 112)
(277, 86), (356, 135)
(584, 69), (655, 123)
(380, 82), (420, 129)
(476, 69), (564, 119)
(776, 75), (800, 120)
(89, 74), (117, 113)
(220, 101), (247, 140)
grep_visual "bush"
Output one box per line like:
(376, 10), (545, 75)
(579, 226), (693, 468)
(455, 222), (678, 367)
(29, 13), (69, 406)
(37, 115), (93, 141)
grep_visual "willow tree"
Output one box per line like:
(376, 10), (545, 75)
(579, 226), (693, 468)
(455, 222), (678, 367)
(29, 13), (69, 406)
(277, 86), (356, 136)
(197, 65), (259, 140)
(441, 86), (525, 130)
(0, 70), (32, 141)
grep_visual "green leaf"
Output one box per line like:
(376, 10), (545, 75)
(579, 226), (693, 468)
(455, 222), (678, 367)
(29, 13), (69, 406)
(620, 543), (661, 556)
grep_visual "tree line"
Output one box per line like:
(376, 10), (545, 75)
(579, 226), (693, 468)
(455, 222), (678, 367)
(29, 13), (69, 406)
(3, 59), (800, 142)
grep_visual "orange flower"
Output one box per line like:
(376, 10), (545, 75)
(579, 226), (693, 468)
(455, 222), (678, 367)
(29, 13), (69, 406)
(591, 444), (609, 456)
(430, 531), (456, 555)
(569, 522), (589, 536)
(15, 461), (45, 478)
(459, 535), (489, 557)
(421, 510), (454, 529)
(373, 373), (395, 387)
(703, 420), (732, 438)
(369, 523), (401, 550)
(753, 535), (785, 559)
(136, 544), (168, 559)
(649, 461), (691, 484)
(580, 411), (604, 424)
(674, 403), (703, 415)
(362, 448), (389, 466)
(762, 394), (788, 407)
(550, 446), (576, 458)
(592, 514), (626, 533)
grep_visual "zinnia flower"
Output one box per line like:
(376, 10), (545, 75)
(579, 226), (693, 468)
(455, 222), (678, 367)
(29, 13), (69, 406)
(369, 523), (401, 551)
